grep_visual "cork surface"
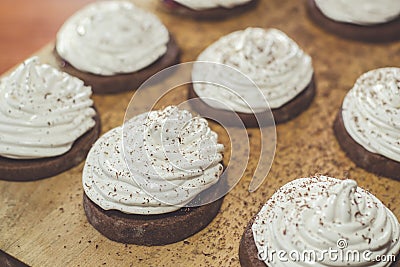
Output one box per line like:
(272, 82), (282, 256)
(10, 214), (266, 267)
(0, 0), (399, 266)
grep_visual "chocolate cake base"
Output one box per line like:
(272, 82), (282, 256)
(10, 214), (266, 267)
(0, 250), (29, 267)
(306, 0), (400, 43)
(83, 192), (223, 246)
(160, 0), (259, 20)
(333, 110), (400, 180)
(53, 36), (180, 94)
(188, 77), (316, 128)
(239, 219), (265, 267)
(0, 112), (101, 182)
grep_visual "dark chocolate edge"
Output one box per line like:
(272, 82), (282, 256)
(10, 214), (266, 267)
(0, 109), (101, 181)
(306, 0), (400, 43)
(239, 218), (266, 267)
(83, 192), (224, 246)
(159, 0), (259, 20)
(53, 35), (181, 94)
(0, 250), (30, 267)
(188, 76), (316, 128)
(82, 166), (228, 246)
(333, 110), (400, 181)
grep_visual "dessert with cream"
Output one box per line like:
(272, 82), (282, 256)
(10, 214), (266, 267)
(54, 0), (180, 94)
(306, 0), (400, 42)
(0, 57), (100, 181)
(239, 176), (400, 267)
(161, 0), (258, 20)
(190, 28), (315, 127)
(334, 68), (400, 180)
(82, 106), (225, 245)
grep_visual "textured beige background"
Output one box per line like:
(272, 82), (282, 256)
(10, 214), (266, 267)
(0, 0), (399, 266)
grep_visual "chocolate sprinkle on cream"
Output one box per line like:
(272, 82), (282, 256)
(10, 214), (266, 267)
(252, 175), (400, 266)
(83, 106), (224, 215)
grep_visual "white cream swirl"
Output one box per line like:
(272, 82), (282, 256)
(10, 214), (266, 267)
(193, 28), (313, 113)
(314, 0), (400, 25)
(0, 57), (96, 159)
(172, 0), (251, 10)
(252, 176), (400, 267)
(56, 1), (169, 76)
(342, 68), (400, 162)
(83, 106), (224, 215)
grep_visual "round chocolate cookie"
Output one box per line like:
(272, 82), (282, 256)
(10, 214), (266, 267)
(188, 77), (316, 128)
(0, 113), (101, 182)
(239, 219), (265, 267)
(306, 0), (400, 43)
(160, 0), (259, 20)
(83, 192), (224, 246)
(53, 36), (180, 94)
(333, 110), (400, 180)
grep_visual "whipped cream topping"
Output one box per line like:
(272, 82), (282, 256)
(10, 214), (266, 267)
(172, 0), (251, 10)
(0, 57), (96, 159)
(193, 28), (313, 113)
(342, 68), (400, 163)
(252, 176), (400, 267)
(56, 1), (169, 76)
(83, 106), (224, 215)
(314, 0), (400, 25)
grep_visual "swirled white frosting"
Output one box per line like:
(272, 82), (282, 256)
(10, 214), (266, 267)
(314, 0), (400, 25)
(193, 28), (313, 113)
(0, 57), (96, 159)
(342, 68), (400, 163)
(83, 106), (224, 215)
(252, 176), (400, 267)
(56, 1), (169, 76)
(172, 0), (251, 10)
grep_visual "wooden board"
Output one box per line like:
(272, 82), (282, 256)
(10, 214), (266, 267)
(1, 0), (399, 266)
